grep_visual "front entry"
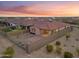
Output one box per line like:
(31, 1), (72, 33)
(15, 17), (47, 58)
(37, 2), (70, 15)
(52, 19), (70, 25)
(29, 26), (35, 34)
(27, 26), (30, 32)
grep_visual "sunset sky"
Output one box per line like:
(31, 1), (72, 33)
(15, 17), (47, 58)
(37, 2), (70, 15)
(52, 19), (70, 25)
(0, 1), (79, 17)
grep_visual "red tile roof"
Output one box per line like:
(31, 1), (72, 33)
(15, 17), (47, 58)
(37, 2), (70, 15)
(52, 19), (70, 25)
(34, 21), (70, 30)
(3, 18), (70, 30)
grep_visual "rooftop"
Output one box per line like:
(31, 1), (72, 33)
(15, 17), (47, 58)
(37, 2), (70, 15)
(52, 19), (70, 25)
(2, 18), (70, 30)
(34, 21), (70, 30)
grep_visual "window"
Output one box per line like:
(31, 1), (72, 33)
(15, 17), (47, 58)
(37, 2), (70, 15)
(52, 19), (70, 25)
(40, 29), (51, 37)
(42, 30), (49, 34)
(56, 29), (59, 32)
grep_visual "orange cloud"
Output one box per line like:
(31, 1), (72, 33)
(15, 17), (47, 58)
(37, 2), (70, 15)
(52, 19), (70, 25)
(26, 2), (79, 16)
(0, 2), (79, 16)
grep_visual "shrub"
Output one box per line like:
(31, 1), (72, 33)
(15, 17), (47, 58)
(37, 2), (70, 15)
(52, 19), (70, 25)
(65, 33), (70, 40)
(3, 27), (12, 32)
(72, 45), (75, 47)
(76, 39), (79, 41)
(55, 41), (61, 46)
(66, 35), (70, 39)
(16, 26), (22, 30)
(55, 47), (62, 54)
(64, 51), (73, 58)
(46, 44), (53, 53)
(64, 44), (66, 47)
(76, 48), (79, 56)
(20, 25), (26, 29)
(10, 26), (16, 30)
(2, 47), (15, 58)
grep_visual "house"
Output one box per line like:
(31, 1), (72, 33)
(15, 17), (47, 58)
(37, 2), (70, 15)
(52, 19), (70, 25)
(0, 17), (72, 53)
(29, 20), (71, 37)
(25, 20), (72, 53)
(0, 18), (71, 36)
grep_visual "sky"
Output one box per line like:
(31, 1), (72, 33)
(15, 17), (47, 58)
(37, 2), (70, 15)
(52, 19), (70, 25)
(0, 1), (79, 17)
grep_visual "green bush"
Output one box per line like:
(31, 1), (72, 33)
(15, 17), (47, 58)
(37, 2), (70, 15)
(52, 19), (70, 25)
(10, 26), (16, 30)
(64, 51), (73, 58)
(2, 47), (15, 58)
(55, 41), (61, 46)
(20, 25), (26, 29)
(3, 27), (12, 32)
(46, 44), (53, 53)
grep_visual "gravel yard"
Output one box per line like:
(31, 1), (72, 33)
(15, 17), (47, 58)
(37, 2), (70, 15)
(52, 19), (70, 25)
(0, 27), (79, 58)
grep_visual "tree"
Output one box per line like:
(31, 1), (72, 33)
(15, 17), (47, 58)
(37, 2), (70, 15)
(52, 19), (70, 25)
(46, 44), (53, 53)
(64, 51), (73, 58)
(1, 47), (15, 58)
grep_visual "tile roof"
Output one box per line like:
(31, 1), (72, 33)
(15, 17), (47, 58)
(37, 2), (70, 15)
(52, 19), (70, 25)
(34, 21), (70, 30)
(3, 18), (70, 30)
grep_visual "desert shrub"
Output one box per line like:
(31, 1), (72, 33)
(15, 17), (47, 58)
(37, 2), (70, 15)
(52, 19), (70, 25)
(76, 48), (79, 56)
(72, 45), (75, 47)
(64, 51), (73, 58)
(65, 33), (70, 40)
(64, 44), (66, 47)
(46, 44), (53, 53)
(76, 39), (79, 41)
(1, 47), (15, 58)
(66, 35), (70, 39)
(55, 41), (61, 46)
(55, 47), (62, 54)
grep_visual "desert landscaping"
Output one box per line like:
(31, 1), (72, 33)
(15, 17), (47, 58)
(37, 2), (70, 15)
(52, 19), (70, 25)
(0, 17), (79, 58)
(0, 24), (79, 58)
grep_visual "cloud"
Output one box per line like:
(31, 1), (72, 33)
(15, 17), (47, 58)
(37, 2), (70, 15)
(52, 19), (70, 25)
(0, 2), (79, 16)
